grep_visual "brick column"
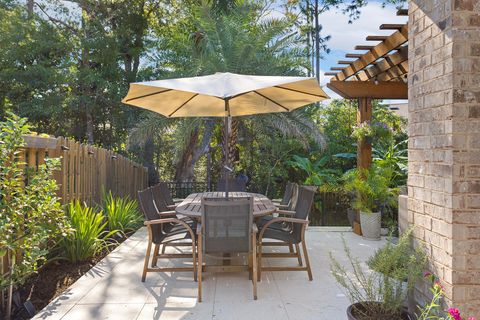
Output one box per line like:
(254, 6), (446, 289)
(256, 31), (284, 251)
(407, 0), (480, 314)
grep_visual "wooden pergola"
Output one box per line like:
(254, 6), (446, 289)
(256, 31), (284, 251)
(326, 9), (408, 170)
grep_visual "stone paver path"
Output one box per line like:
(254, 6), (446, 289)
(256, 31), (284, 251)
(34, 227), (385, 320)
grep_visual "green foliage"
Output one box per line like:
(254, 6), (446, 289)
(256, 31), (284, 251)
(0, 113), (69, 291)
(367, 229), (427, 284)
(373, 139), (408, 187)
(59, 201), (118, 263)
(287, 155), (341, 191)
(103, 191), (143, 234)
(343, 164), (399, 213)
(330, 236), (420, 318)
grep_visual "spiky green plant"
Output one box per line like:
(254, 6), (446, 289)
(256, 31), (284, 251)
(59, 201), (118, 263)
(103, 191), (143, 234)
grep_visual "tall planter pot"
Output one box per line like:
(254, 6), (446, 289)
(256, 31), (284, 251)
(359, 211), (381, 240)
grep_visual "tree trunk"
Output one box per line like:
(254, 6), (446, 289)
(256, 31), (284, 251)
(144, 135), (159, 186)
(228, 118), (239, 165)
(314, 0), (320, 84)
(27, 0), (34, 16)
(174, 120), (215, 182)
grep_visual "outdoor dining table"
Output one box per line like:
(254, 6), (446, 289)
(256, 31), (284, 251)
(175, 191), (277, 220)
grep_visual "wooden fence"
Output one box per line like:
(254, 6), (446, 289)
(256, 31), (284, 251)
(22, 135), (148, 205)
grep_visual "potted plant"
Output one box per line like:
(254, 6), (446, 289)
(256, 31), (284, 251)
(330, 232), (425, 320)
(352, 121), (392, 143)
(367, 229), (427, 298)
(343, 164), (398, 240)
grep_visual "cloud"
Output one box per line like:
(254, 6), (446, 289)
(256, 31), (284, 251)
(320, 2), (407, 52)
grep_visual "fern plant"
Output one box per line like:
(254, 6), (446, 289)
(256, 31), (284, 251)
(102, 191), (143, 235)
(59, 201), (118, 263)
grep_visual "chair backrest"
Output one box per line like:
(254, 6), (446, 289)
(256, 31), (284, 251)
(138, 188), (163, 244)
(287, 183), (299, 211)
(292, 186), (317, 242)
(201, 196), (253, 254)
(216, 177), (246, 192)
(151, 183), (169, 212)
(157, 181), (175, 206)
(280, 182), (295, 206)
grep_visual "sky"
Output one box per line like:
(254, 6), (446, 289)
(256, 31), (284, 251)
(270, 1), (408, 102)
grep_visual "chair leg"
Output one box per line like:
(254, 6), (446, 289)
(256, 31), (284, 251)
(142, 239), (153, 282)
(301, 239), (313, 281)
(252, 233), (258, 300)
(161, 243), (167, 255)
(295, 243), (303, 266)
(197, 233), (203, 302)
(288, 243), (294, 254)
(248, 253), (253, 280)
(192, 240), (197, 282)
(257, 240), (263, 282)
(151, 244), (160, 267)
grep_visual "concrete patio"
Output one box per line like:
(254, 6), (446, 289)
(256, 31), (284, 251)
(33, 227), (386, 320)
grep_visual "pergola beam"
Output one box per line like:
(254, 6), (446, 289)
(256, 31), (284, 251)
(366, 35), (389, 41)
(354, 45), (374, 50)
(326, 81), (408, 99)
(380, 24), (404, 30)
(330, 24), (408, 81)
(345, 53), (363, 58)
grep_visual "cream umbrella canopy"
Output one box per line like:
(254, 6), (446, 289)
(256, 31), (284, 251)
(122, 72), (329, 195)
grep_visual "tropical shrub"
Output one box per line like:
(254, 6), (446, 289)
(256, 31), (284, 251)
(287, 155), (342, 191)
(342, 164), (398, 213)
(103, 191), (143, 234)
(0, 113), (70, 318)
(59, 201), (117, 263)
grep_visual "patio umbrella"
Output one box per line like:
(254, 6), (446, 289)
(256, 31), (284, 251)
(122, 72), (328, 196)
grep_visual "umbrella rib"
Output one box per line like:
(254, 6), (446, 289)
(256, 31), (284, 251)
(168, 93), (199, 117)
(253, 91), (290, 112)
(274, 86), (327, 98)
(124, 89), (173, 102)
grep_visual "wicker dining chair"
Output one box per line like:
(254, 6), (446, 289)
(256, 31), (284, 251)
(156, 181), (184, 209)
(138, 188), (197, 282)
(197, 197), (257, 301)
(272, 182), (296, 209)
(257, 186), (317, 281)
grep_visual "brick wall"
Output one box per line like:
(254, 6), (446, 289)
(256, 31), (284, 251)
(407, 0), (480, 314)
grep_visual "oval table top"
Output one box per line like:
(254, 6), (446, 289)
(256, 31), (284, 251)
(175, 192), (276, 219)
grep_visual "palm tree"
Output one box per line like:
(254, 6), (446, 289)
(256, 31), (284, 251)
(130, 1), (325, 183)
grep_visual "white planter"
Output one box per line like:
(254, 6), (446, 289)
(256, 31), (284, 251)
(360, 211), (381, 240)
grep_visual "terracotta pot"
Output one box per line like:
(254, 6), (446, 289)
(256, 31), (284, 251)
(346, 302), (414, 320)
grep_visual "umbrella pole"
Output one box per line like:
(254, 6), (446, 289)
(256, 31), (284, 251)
(224, 100), (230, 198)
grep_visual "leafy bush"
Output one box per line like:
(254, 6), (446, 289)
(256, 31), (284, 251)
(343, 164), (398, 213)
(103, 191), (143, 234)
(59, 201), (117, 263)
(367, 229), (427, 284)
(330, 237), (423, 319)
(0, 113), (70, 318)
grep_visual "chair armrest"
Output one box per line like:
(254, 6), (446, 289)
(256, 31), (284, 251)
(166, 204), (177, 209)
(173, 198), (184, 203)
(258, 217), (308, 240)
(145, 218), (195, 238)
(276, 209), (296, 216)
(275, 204), (289, 209)
(271, 198), (282, 203)
(157, 210), (177, 217)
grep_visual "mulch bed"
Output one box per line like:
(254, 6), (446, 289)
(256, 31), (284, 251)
(12, 232), (135, 319)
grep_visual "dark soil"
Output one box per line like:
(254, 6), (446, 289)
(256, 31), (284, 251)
(11, 231), (134, 319)
(348, 302), (413, 320)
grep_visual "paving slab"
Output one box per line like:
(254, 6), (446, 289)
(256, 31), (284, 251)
(33, 227), (385, 320)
